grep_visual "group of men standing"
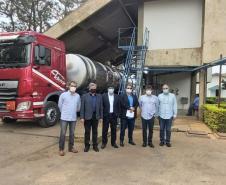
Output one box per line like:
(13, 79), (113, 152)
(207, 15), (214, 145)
(58, 81), (177, 156)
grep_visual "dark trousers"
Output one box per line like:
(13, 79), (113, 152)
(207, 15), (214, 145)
(84, 114), (99, 147)
(187, 105), (193, 116)
(159, 117), (173, 144)
(59, 120), (76, 150)
(102, 113), (117, 145)
(120, 118), (135, 142)
(142, 117), (154, 144)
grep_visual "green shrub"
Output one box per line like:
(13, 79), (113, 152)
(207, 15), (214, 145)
(206, 97), (226, 104)
(211, 103), (226, 109)
(220, 103), (226, 109)
(206, 97), (217, 104)
(203, 104), (226, 132)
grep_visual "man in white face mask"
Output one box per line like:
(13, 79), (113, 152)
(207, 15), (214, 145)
(58, 81), (81, 156)
(101, 86), (120, 149)
(158, 84), (177, 147)
(139, 85), (158, 148)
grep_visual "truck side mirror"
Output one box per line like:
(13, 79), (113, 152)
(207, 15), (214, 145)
(39, 45), (46, 59)
(39, 59), (46, 65)
(34, 46), (40, 64)
(34, 45), (46, 65)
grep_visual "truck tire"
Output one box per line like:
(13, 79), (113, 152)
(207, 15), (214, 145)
(39, 101), (60, 128)
(2, 117), (17, 123)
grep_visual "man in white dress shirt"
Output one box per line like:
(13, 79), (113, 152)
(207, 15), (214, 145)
(101, 86), (120, 149)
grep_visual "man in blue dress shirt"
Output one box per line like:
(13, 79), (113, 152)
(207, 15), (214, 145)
(80, 83), (103, 152)
(58, 81), (81, 156)
(158, 84), (177, 147)
(139, 85), (159, 148)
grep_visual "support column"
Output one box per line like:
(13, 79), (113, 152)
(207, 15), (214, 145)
(145, 73), (153, 86)
(199, 69), (207, 120)
(137, 1), (144, 45)
(190, 72), (197, 104)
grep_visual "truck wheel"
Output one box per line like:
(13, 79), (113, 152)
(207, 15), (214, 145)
(2, 117), (17, 123)
(39, 101), (60, 128)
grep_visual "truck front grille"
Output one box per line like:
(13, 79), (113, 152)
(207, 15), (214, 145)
(0, 87), (18, 113)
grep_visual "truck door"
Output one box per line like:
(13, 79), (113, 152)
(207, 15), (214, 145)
(32, 45), (64, 98)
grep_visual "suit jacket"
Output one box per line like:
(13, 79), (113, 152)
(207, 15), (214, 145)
(119, 93), (139, 119)
(102, 93), (120, 118)
(80, 93), (103, 120)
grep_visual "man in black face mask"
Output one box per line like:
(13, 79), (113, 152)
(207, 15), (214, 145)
(80, 83), (103, 152)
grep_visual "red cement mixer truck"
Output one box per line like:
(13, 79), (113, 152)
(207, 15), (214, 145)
(0, 31), (121, 127)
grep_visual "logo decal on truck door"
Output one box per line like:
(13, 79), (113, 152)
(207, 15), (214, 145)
(32, 69), (65, 91)
(50, 70), (66, 86)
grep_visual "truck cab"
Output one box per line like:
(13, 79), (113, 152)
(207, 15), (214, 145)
(0, 31), (66, 127)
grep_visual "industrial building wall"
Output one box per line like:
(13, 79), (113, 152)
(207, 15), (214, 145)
(144, 0), (203, 50)
(141, 0), (203, 66)
(202, 0), (226, 64)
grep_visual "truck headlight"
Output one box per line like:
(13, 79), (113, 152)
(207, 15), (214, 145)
(16, 101), (31, 111)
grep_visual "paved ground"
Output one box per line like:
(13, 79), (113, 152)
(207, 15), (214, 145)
(0, 118), (226, 185)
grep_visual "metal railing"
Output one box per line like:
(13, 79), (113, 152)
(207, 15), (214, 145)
(118, 27), (149, 97)
(118, 27), (136, 94)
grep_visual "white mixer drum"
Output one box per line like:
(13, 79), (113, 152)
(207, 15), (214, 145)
(66, 54), (88, 89)
(66, 54), (121, 92)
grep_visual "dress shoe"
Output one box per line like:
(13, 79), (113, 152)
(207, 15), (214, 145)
(84, 146), (90, 152)
(59, 150), (65, 156)
(120, 141), (124, 147)
(159, 142), (165, 146)
(129, 141), (136, 145)
(142, 143), (147, 147)
(93, 146), (99, 152)
(112, 144), (119, 148)
(68, 148), (78, 153)
(148, 143), (155, 148)
(101, 144), (106, 149)
(166, 143), (172, 147)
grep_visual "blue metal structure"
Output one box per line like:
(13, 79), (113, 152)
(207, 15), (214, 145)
(141, 58), (226, 73)
(118, 27), (149, 96)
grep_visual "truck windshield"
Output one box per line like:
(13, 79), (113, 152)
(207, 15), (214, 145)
(0, 43), (30, 68)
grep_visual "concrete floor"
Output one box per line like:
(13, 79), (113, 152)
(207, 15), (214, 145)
(0, 119), (226, 185)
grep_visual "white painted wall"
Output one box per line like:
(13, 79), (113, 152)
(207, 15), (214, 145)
(196, 74), (226, 98)
(207, 75), (226, 98)
(144, 0), (203, 50)
(157, 73), (191, 110)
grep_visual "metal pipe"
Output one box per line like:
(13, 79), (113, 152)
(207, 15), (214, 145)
(218, 55), (223, 108)
(118, 0), (136, 27)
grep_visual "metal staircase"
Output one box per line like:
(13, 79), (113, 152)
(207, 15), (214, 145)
(118, 27), (149, 96)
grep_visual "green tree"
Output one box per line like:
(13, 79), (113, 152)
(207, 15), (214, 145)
(57, 0), (86, 17)
(0, 0), (87, 32)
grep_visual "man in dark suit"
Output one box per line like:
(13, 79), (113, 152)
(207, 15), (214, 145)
(80, 83), (103, 152)
(119, 83), (139, 147)
(101, 86), (120, 149)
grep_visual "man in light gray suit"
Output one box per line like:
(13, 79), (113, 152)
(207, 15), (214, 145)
(80, 83), (103, 152)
